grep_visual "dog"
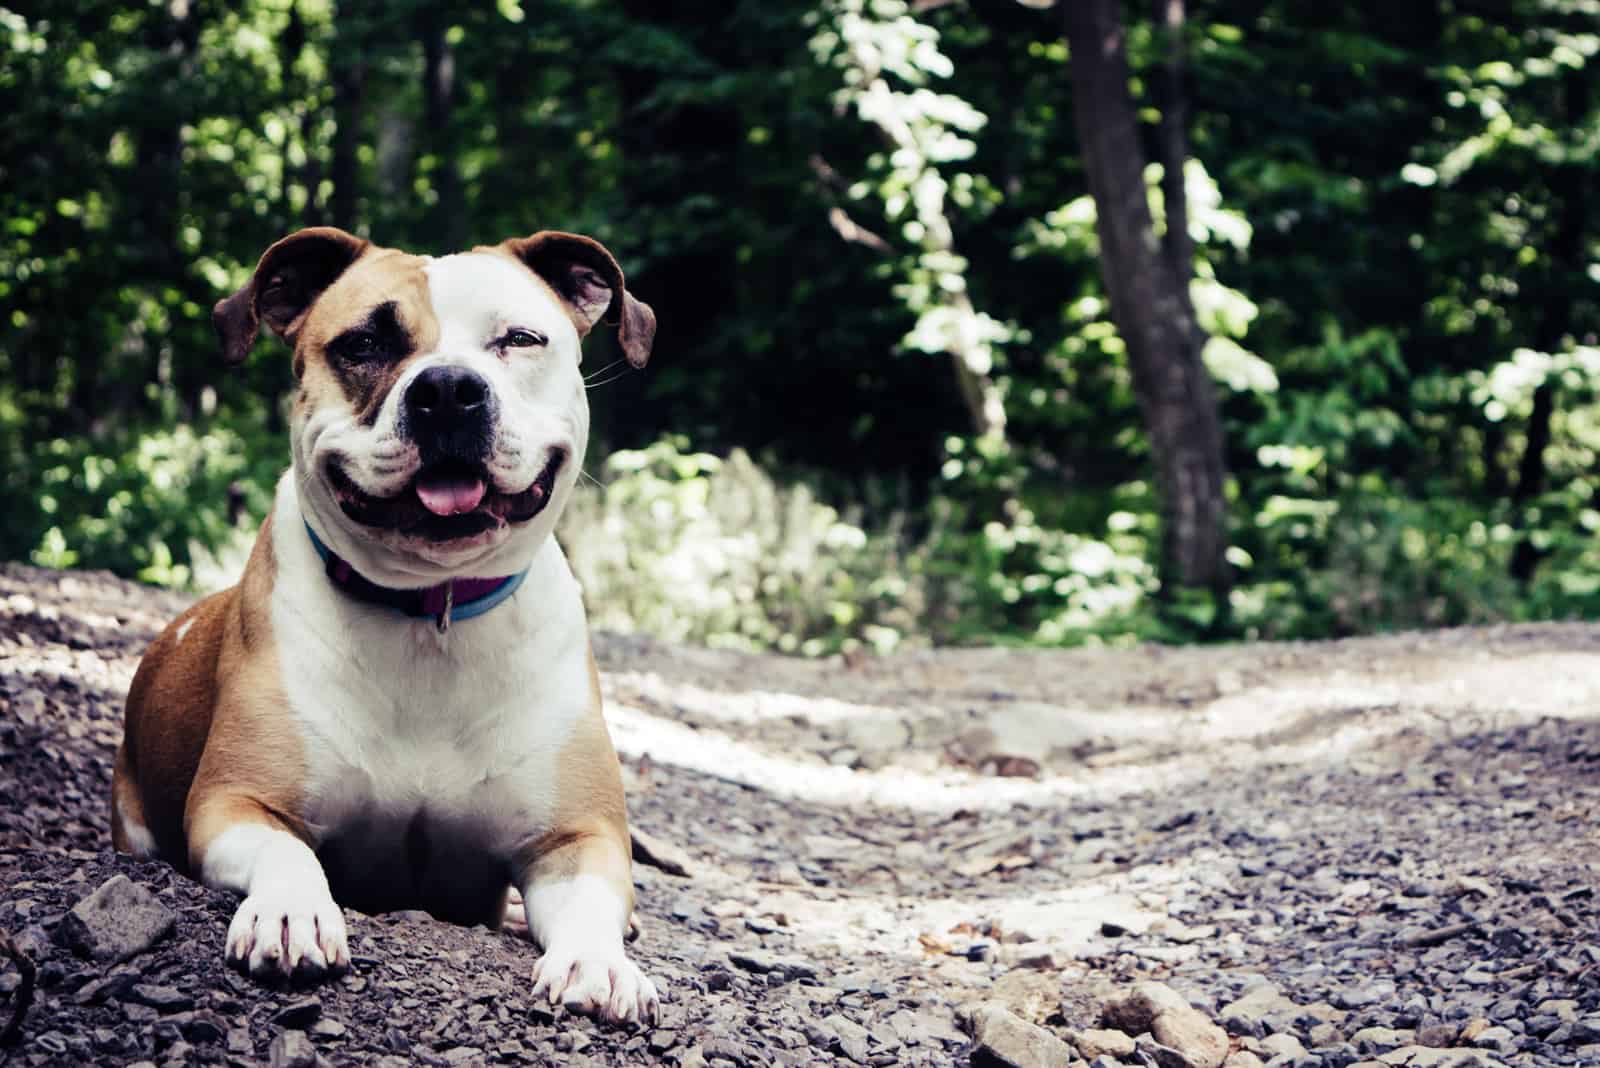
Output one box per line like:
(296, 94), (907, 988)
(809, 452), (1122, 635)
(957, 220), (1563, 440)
(109, 226), (659, 1024)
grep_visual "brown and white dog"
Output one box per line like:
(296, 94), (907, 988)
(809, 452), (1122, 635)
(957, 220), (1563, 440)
(110, 227), (659, 1024)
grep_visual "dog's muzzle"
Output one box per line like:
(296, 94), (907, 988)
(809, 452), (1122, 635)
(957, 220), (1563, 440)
(403, 365), (496, 470)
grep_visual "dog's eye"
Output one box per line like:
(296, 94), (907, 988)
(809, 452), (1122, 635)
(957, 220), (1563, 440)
(502, 329), (547, 349)
(340, 332), (383, 360)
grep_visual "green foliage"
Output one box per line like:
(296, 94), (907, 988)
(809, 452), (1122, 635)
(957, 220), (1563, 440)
(4, 0), (1600, 654)
(21, 421), (282, 587)
(562, 438), (920, 656)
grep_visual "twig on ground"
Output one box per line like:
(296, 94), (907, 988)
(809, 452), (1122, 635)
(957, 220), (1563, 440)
(0, 927), (37, 1046)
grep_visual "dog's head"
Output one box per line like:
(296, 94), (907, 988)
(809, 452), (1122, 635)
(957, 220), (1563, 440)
(215, 227), (653, 585)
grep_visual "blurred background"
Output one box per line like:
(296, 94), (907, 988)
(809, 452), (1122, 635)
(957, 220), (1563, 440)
(2, 0), (1598, 655)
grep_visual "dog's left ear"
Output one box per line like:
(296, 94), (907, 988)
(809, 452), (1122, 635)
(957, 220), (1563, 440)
(213, 227), (370, 367)
(500, 232), (655, 368)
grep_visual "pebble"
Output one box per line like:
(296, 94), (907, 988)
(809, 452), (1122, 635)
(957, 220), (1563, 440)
(267, 1030), (317, 1068)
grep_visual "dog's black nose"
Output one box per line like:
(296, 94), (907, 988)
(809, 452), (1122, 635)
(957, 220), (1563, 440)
(404, 366), (491, 431)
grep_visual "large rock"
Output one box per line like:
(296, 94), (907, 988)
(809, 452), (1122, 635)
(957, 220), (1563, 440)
(58, 876), (176, 964)
(964, 1004), (1077, 1068)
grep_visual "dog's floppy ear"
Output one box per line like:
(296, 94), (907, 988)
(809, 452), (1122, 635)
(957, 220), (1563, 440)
(213, 227), (370, 366)
(499, 231), (655, 368)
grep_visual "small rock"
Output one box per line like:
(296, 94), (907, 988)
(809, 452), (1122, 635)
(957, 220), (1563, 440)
(824, 1015), (872, 1064)
(1074, 1028), (1136, 1059)
(1221, 982), (1289, 1022)
(1259, 1033), (1307, 1059)
(631, 827), (695, 878)
(1005, 944), (1068, 971)
(58, 876), (177, 964)
(1102, 981), (1191, 1033)
(1308, 1022), (1344, 1048)
(1469, 1026), (1515, 1053)
(1150, 1007), (1229, 1068)
(988, 969), (1062, 1025)
(1332, 981), (1395, 1011)
(226, 1028), (253, 1055)
(1222, 1054), (1264, 1068)
(1351, 1027), (1409, 1053)
(965, 1004), (1077, 1068)
(127, 984), (194, 1013)
(272, 997), (322, 1028)
(73, 967), (141, 1005)
(267, 1030), (316, 1068)
(728, 948), (817, 982)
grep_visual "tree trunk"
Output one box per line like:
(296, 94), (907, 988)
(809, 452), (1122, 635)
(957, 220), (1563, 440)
(1064, 0), (1230, 594)
(329, 39), (365, 230)
(1154, 0), (1193, 291)
(420, 11), (464, 249)
(1509, 66), (1590, 583)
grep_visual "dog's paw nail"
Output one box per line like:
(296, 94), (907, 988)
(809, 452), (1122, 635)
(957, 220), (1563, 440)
(531, 949), (660, 1027)
(227, 891), (348, 985)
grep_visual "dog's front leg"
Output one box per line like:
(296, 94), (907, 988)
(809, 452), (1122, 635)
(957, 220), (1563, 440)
(188, 794), (349, 982)
(518, 821), (659, 1025)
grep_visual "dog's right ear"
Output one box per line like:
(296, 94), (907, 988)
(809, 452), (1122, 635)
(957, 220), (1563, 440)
(213, 227), (370, 366)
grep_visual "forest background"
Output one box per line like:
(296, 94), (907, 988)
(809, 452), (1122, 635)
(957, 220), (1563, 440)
(3, 0), (1598, 656)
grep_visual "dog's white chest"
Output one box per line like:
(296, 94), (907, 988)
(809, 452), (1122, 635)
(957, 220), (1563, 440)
(266, 489), (593, 921)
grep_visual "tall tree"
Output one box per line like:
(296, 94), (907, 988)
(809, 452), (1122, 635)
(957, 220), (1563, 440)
(1063, 0), (1230, 594)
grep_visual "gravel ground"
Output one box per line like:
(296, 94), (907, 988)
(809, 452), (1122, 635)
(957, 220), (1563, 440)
(2, 562), (1599, 1067)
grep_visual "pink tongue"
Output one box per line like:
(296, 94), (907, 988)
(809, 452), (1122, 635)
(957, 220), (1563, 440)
(416, 474), (487, 516)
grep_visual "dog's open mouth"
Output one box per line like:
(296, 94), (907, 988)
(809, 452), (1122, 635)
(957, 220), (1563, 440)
(328, 452), (565, 542)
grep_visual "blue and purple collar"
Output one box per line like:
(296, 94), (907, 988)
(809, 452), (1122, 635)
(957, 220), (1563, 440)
(304, 521), (527, 632)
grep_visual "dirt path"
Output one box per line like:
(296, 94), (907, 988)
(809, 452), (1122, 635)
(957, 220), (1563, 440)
(2, 563), (1599, 1067)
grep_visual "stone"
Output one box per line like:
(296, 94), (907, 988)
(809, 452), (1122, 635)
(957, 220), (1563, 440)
(988, 969), (1062, 1025)
(267, 1030), (317, 1068)
(965, 1004), (1077, 1068)
(823, 1015), (872, 1064)
(631, 827), (695, 878)
(126, 984), (193, 1013)
(1468, 1026), (1514, 1053)
(949, 703), (1104, 774)
(1351, 1028), (1409, 1053)
(1308, 1022), (1344, 1047)
(1102, 981), (1191, 1034)
(1221, 983), (1290, 1023)
(58, 876), (176, 964)
(1259, 1033), (1307, 1059)
(1222, 1055), (1265, 1068)
(1074, 1028), (1136, 1059)
(1150, 1007), (1229, 1068)
(272, 997), (322, 1028)
(728, 949), (816, 982)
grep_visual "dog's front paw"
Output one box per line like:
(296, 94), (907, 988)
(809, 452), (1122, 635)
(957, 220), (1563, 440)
(531, 944), (660, 1026)
(226, 887), (350, 982)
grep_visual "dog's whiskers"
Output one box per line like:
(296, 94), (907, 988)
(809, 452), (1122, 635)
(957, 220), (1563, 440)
(584, 358), (625, 383)
(579, 468), (604, 489)
(584, 371), (630, 391)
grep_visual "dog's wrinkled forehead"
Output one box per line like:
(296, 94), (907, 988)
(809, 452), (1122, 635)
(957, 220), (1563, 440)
(294, 249), (440, 423)
(423, 251), (578, 345)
